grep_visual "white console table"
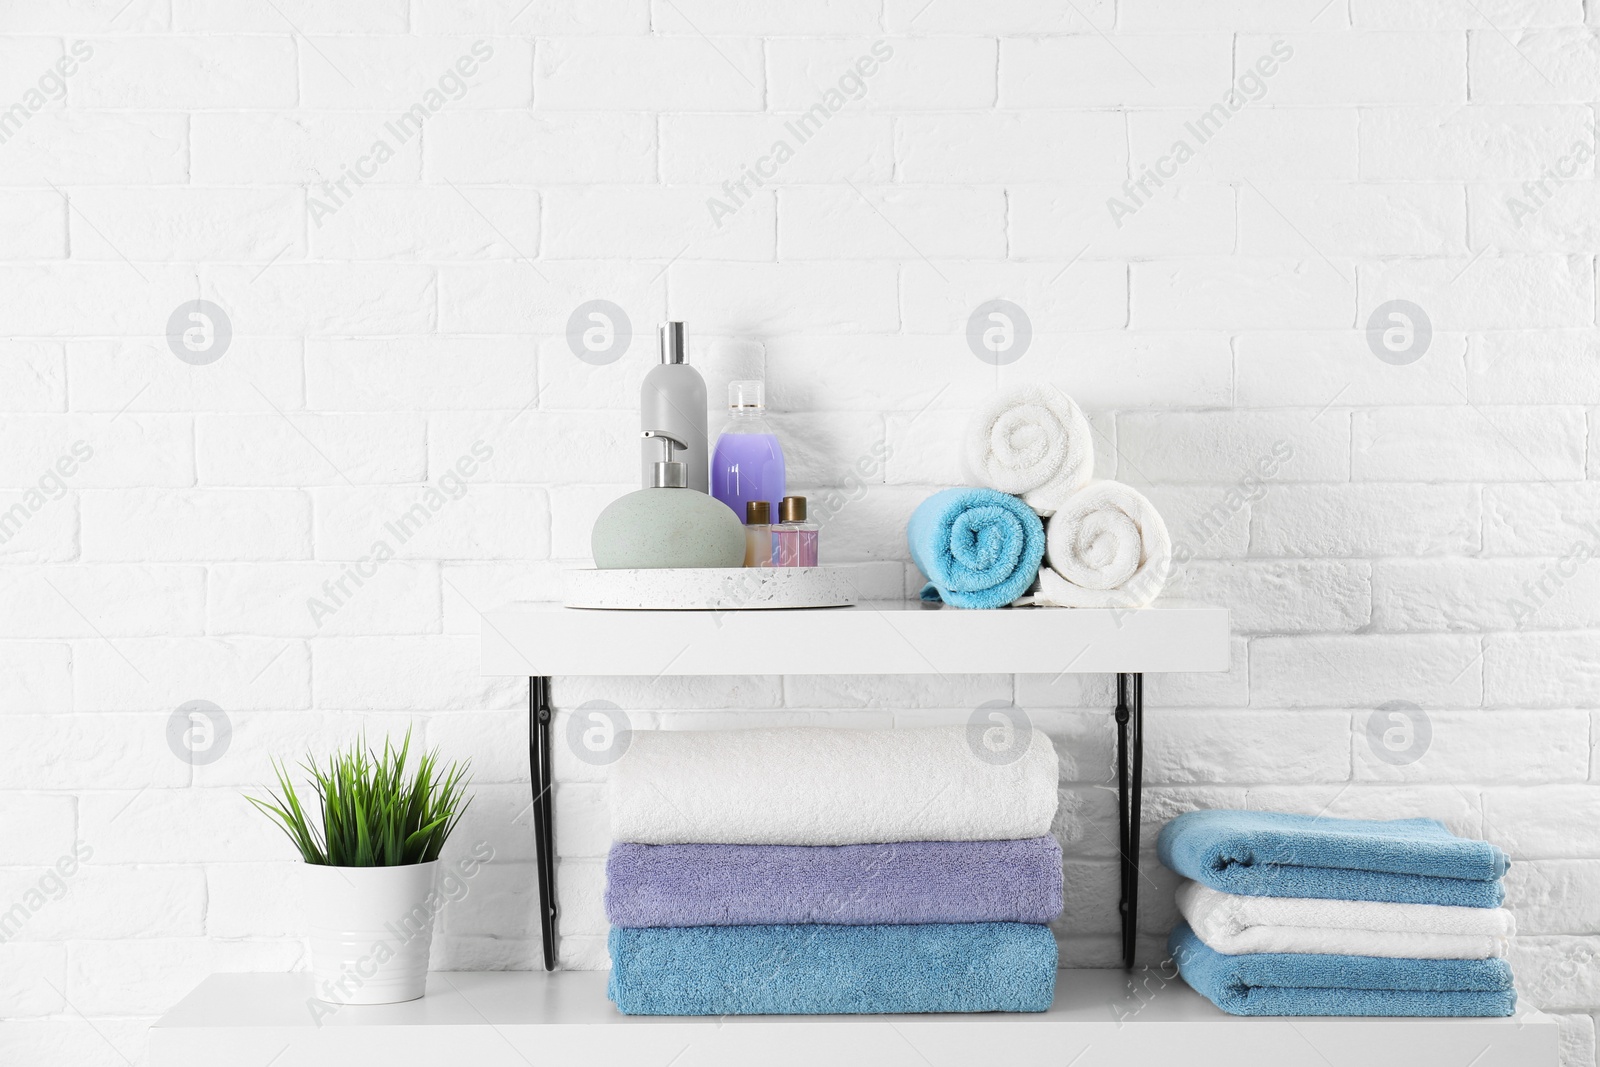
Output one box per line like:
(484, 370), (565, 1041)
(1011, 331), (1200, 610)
(479, 598), (1231, 971)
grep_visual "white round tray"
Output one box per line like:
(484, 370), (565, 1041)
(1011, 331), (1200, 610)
(562, 566), (857, 610)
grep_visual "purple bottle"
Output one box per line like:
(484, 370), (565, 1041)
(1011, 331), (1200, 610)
(711, 380), (786, 522)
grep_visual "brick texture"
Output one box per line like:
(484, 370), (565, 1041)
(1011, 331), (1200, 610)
(2, 4), (1597, 1063)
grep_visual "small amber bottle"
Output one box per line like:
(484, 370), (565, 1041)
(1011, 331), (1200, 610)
(743, 500), (774, 567)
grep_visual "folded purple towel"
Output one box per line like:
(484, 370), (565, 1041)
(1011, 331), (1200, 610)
(605, 836), (1063, 928)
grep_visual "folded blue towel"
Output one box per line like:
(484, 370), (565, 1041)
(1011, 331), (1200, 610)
(1159, 810), (1508, 908)
(1170, 922), (1516, 1017)
(608, 922), (1057, 1015)
(907, 487), (1045, 609)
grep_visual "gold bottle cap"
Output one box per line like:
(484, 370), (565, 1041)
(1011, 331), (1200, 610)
(779, 495), (806, 523)
(745, 500), (771, 525)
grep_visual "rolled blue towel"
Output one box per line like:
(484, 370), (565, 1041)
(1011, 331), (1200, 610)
(608, 922), (1057, 1015)
(1158, 810), (1508, 908)
(1170, 922), (1516, 1017)
(907, 487), (1045, 609)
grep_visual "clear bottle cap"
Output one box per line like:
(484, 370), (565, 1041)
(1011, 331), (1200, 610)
(728, 380), (765, 411)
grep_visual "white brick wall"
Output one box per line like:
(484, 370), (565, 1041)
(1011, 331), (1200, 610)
(2, 2), (1598, 1064)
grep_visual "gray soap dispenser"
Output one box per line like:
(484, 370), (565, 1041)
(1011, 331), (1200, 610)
(640, 322), (708, 493)
(593, 431), (746, 569)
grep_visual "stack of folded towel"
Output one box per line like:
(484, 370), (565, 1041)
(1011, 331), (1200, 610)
(909, 384), (1172, 610)
(1159, 810), (1516, 1017)
(604, 725), (1064, 1015)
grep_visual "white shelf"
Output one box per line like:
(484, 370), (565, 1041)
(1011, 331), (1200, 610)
(150, 970), (1557, 1067)
(481, 599), (1230, 676)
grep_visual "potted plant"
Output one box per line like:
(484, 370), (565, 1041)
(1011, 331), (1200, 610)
(247, 731), (471, 1006)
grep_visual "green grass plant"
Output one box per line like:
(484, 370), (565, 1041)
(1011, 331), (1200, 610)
(247, 730), (470, 867)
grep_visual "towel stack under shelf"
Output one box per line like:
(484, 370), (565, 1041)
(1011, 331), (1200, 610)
(603, 724), (1065, 1015)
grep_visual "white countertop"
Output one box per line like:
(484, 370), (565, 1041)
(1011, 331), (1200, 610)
(150, 969), (1557, 1067)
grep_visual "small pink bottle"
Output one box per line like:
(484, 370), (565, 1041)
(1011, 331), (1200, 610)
(773, 495), (819, 567)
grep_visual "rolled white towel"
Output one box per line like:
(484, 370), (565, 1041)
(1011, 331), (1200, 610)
(1026, 480), (1171, 609)
(1177, 879), (1515, 960)
(610, 725), (1059, 845)
(964, 385), (1094, 515)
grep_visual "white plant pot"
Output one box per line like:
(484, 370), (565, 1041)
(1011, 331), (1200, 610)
(302, 860), (440, 1005)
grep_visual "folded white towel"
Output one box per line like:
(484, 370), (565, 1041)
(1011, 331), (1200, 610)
(1177, 879), (1515, 960)
(1023, 481), (1171, 609)
(964, 385), (1094, 515)
(610, 725), (1060, 846)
